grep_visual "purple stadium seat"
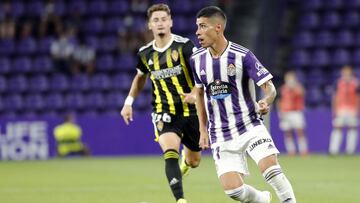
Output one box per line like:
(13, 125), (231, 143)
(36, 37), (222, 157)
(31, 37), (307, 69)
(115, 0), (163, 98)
(85, 36), (99, 50)
(17, 37), (37, 55)
(171, 0), (191, 14)
(96, 54), (115, 72)
(335, 30), (354, 48)
(67, 0), (87, 15)
(7, 75), (28, 93)
(306, 69), (326, 86)
(298, 12), (319, 30)
(302, 0), (322, 11)
(331, 49), (350, 66)
(33, 56), (52, 73)
(312, 49), (330, 67)
(345, 0), (360, 9)
(0, 57), (10, 74)
(325, 0), (343, 9)
(99, 35), (118, 52)
(116, 53), (136, 71)
(85, 92), (105, 110)
(38, 37), (54, 54)
(105, 17), (124, 33)
(54, 1), (66, 16)
(4, 94), (23, 112)
(50, 74), (69, 92)
(88, 0), (107, 15)
(352, 49), (360, 65)
(64, 92), (85, 111)
(314, 30), (334, 48)
(26, 0), (44, 16)
(108, 0), (129, 15)
(105, 92), (125, 109)
(0, 39), (15, 56)
(45, 93), (64, 111)
(9, 1), (25, 18)
(306, 87), (324, 107)
(90, 74), (111, 91)
(343, 11), (359, 28)
(112, 73), (130, 90)
(134, 92), (151, 110)
(289, 50), (310, 68)
(0, 76), (7, 93)
(24, 94), (44, 111)
(84, 18), (104, 34)
(13, 57), (32, 73)
(70, 74), (90, 92)
(293, 31), (313, 48)
(172, 16), (188, 33)
(321, 12), (340, 29)
(29, 75), (49, 93)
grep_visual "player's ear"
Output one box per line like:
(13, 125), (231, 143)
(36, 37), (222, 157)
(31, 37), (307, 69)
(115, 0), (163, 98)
(148, 21), (152, 30)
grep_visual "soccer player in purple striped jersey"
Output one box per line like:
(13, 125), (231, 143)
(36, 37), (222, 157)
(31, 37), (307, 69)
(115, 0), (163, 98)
(183, 6), (296, 203)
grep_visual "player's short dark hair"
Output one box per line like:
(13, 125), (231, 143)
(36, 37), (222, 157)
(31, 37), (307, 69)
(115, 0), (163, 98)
(147, 3), (171, 19)
(196, 6), (227, 22)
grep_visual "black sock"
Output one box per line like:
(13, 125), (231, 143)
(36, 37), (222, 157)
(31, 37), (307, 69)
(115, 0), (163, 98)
(164, 149), (184, 201)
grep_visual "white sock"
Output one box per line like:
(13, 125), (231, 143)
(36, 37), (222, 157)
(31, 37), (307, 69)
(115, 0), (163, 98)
(284, 136), (296, 155)
(225, 184), (269, 203)
(263, 165), (296, 203)
(329, 129), (342, 155)
(298, 136), (308, 154)
(346, 129), (358, 154)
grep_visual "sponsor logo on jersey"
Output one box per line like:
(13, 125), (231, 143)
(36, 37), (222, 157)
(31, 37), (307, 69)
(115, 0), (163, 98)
(151, 65), (183, 80)
(207, 80), (231, 100)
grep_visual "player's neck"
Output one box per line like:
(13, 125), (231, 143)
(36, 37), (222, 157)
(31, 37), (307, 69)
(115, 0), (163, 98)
(209, 36), (228, 58)
(154, 33), (172, 49)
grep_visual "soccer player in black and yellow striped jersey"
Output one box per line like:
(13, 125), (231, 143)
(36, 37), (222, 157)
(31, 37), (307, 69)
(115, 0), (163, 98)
(120, 4), (201, 203)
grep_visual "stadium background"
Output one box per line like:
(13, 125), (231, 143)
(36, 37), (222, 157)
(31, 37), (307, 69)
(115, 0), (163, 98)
(0, 0), (360, 202)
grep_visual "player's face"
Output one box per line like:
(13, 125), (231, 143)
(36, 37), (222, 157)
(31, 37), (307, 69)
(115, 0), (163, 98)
(148, 11), (172, 37)
(196, 17), (218, 48)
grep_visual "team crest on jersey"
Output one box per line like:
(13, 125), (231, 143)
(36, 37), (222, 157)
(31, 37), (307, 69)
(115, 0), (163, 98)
(171, 50), (179, 61)
(227, 63), (236, 76)
(157, 121), (164, 131)
(207, 79), (231, 100)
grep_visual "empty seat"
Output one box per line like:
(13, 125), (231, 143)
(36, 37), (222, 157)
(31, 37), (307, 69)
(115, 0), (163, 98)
(96, 54), (115, 72)
(335, 30), (354, 48)
(3, 94), (23, 112)
(331, 49), (350, 66)
(12, 57), (32, 73)
(70, 74), (90, 92)
(293, 31), (314, 48)
(85, 92), (105, 110)
(16, 37), (37, 55)
(0, 57), (10, 74)
(29, 75), (49, 93)
(88, 0), (107, 15)
(45, 93), (64, 111)
(50, 74), (69, 92)
(298, 12), (319, 30)
(33, 55), (52, 73)
(321, 12), (340, 29)
(312, 49), (330, 67)
(24, 94), (44, 111)
(289, 50), (310, 67)
(90, 74), (111, 91)
(314, 30), (334, 48)
(7, 75), (28, 93)
(64, 92), (85, 111)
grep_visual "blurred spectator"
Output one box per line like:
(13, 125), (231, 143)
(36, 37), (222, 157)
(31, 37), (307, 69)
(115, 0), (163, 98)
(38, 0), (62, 37)
(277, 71), (308, 156)
(0, 16), (15, 39)
(50, 30), (75, 74)
(131, 0), (149, 12)
(72, 38), (96, 75)
(19, 21), (33, 39)
(329, 65), (359, 155)
(53, 114), (90, 157)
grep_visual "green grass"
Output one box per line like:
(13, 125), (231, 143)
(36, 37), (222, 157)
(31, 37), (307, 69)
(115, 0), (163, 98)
(0, 155), (359, 203)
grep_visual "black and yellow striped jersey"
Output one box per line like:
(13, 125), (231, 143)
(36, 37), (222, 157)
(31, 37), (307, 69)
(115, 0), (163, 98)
(136, 34), (196, 117)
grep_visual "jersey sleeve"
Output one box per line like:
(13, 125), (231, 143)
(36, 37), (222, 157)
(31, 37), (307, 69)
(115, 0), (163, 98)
(243, 51), (273, 86)
(190, 57), (203, 88)
(136, 52), (149, 74)
(183, 40), (197, 64)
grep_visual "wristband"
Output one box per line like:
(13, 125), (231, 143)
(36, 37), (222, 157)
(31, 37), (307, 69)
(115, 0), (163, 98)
(124, 96), (134, 106)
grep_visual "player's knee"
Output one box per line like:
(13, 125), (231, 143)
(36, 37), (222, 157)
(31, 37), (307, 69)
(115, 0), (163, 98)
(225, 185), (247, 202)
(187, 157), (201, 168)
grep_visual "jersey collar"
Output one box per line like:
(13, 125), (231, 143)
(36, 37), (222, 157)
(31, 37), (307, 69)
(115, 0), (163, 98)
(152, 34), (174, 53)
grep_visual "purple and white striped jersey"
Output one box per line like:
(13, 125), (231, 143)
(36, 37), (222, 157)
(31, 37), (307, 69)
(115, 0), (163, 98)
(190, 41), (273, 144)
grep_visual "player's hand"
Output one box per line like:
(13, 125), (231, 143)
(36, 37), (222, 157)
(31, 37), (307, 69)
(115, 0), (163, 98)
(180, 92), (197, 104)
(258, 99), (270, 115)
(199, 130), (209, 150)
(120, 105), (133, 125)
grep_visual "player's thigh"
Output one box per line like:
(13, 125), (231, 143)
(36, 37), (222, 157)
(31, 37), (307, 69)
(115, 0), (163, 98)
(212, 140), (250, 178)
(246, 125), (280, 165)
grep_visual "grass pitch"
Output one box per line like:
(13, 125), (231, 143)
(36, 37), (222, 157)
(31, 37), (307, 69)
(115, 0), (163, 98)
(0, 155), (359, 203)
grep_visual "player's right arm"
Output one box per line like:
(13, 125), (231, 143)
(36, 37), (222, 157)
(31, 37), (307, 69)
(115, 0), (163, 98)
(121, 73), (148, 125)
(121, 51), (150, 125)
(193, 87), (209, 149)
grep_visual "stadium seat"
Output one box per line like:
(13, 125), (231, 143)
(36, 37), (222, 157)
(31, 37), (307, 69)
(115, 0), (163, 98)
(67, 0), (87, 15)
(29, 75), (49, 93)
(7, 75), (28, 93)
(314, 30), (334, 48)
(96, 54), (115, 72)
(84, 18), (103, 34)
(321, 12), (340, 29)
(112, 73), (133, 91)
(24, 94), (44, 112)
(70, 74), (90, 92)
(12, 57), (32, 73)
(49, 74), (69, 92)
(88, 0), (107, 15)
(4, 94), (24, 112)
(331, 49), (350, 66)
(38, 37), (54, 54)
(352, 49), (360, 65)
(325, 0), (343, 10)
(293, 31), (314, 48)
(85, 92), (105, 110)
(343, 11), (360, 28)
(45, 93), (64, 111)
(105, 92), (125, 110)
(33, 56), (52, 73)
(0, 76), (7, 93)
(108, 0), (129, 15)
(26, 1), (44, 17)
(0, 57), (11, 74)
(312, 49), (330, 67)
(289, 50), (310, 68)
(335, 30), (354, 48)
(298, 12), (319, 30)
(105, 17), (124, 33)
(116, 53), (136, 71)
(0, 39), (15, 56)
(302, 0), (323, 11)
(64, 92), (85, 111)
(17, 37), (37, 55)
(99, 35), (118, 52)
(90, 74), (111, 91)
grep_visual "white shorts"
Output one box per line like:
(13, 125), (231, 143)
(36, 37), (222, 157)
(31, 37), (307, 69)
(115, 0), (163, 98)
(211, 125), (279, 177)
(279, 111), (305, 131)
(333, 112), (358, 127)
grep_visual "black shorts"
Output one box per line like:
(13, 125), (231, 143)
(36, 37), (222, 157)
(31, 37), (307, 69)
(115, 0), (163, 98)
(152, 112), (201, 152)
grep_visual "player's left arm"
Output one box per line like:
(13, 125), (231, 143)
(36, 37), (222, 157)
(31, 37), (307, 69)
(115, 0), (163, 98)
(258, 80), (277, 115)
